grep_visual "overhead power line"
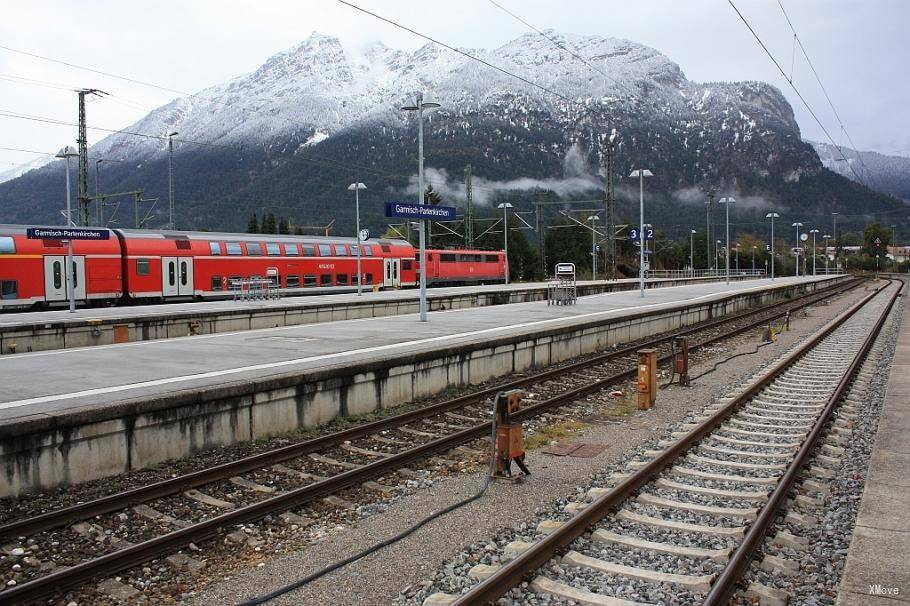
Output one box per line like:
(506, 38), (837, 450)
(774, 0), (871, 182)
(335, 0), (572, 104)
(726, 0), (868, 188)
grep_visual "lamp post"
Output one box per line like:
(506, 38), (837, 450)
(588, 215), (600, 280)
(167, 131), (178, 230)
(705, 200), (712, 271)
(629, 169), (653, 297)
(55, 146), (79, 313)
(766, 213), (779, 279)
(823, 234), (831, 273)
(832, 212), (839, 268)
(498, 202), (514, 284)
(347, 182), (366, 296)
(792, 222), (803, 277)
(690, 229), (696, 274)
(752, 245), (757, 273)
(734, 243), (739, 273)
(719, 197), (735, 284)
(809, 228), (819, 275)
(402, 94), (440, 322)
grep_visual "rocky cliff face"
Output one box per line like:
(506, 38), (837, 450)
(0, 31), (901, 234)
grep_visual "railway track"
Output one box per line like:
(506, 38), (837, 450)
(0, 278), (862, 604)
(418, 279), (900, 606)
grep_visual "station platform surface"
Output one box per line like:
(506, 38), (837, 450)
(0, 276), (833, 428)
(837, 290), (910, 605)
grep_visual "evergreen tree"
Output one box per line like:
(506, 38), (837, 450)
(247, 213), (259, 234)
(278, 217), (290, 235)
(262, 213), (277, 234)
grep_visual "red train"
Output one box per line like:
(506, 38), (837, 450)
(0, 225), (507, 310)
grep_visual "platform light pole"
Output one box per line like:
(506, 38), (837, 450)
(823, 234), (831, 273)
(792, 222), (803, 277)
(630, 169), (653, 297)
(690, 229), (696, 274)
(347, 182), (366, 295)
(402, 94), (440, 322)
(766, 212), (779, 279)
(752, 245), (757, 273)
(588, 215), (600, 280)
(167, 131), (177, 230)
(832, 212), (839, 268)
(809, 228), (819, 275)
(56, 146), (79, 313)
(719, 197), (735, 284)
(498, 202), (514, 284)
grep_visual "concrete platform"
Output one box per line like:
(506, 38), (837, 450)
(837, 287), (910, 605)
(0, 276), (841, 496)
(0, 275), (759, 355)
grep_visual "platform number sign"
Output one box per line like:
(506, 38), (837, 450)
(628, 227), (654, 241)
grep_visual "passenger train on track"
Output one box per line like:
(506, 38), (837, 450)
(0, 225), (507, 310)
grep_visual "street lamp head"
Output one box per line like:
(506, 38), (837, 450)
(792, 222), (803, 227)
(95, 158), (103, 166)
(497, 202), (513, 209)
(347, 182), (367, 191)
(402, 93), (440, 112)
(629, 169), (653, 178)
(719, 196), (736, 204)
(168, 131), (178, 138)
(810, 228), (819, 234)
(765, 212), (780, 218)
(823, 234), (831, 239)
(691, 229), (697, 234)
(55, 146), (78, 158)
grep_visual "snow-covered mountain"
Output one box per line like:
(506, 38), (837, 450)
(0, 154), (54, 185)
(810, 141), (910, 202)
(0, 31), (902, 232)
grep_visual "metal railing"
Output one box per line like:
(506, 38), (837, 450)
(645, 268), (766, 279)
(231, 278), (281, 301)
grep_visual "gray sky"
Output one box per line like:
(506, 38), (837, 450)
(1, 0), (907, 171)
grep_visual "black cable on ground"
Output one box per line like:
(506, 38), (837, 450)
(689, 339), (775, 383)
(237, 400), (503, 606)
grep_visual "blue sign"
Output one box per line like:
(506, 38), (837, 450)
(385, 202), (457, 221)
(628, 227), (654, 241)
(26, 227), (110, 240)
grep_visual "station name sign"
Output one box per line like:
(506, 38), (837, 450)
(26, 227), (111, 240)
(384, 202), (457, 221)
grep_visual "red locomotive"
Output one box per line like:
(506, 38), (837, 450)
(0, 225), (507, 310)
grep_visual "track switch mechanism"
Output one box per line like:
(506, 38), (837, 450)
(492, 389), (530, 479)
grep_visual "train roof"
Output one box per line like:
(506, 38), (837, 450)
(0, 224), (409, 247)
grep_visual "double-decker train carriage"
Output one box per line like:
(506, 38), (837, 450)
(0, 225), (507, 310)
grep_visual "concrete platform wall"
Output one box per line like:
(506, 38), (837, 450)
(0, 276), (757, 355)
(0, 278), (839, 496)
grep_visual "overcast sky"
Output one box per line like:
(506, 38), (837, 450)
(1, 0), (907, 171)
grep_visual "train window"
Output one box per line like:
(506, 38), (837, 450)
(266, 243), (281, 256)
(302, 243), (316, 256)
(0, 237), (14, 254)
(336, 274), (349, 285)
(209, 242), (222, 255)
(402, 260), (413, 270)
(286, 275), (300, 288)
(364, 273), (373, 285)
(226, 242), (243, 255)
(440, 254), (456, 263)
(175, 240), (191, 250)
(211, 276), (223, 291)
(0, 280), (16, 299)
(334, 244), (349, 256)
(283, 243), (300, 256)
(381, 245), (391, 253)
(362, 245), (373, 256)
(303, 275), (317, 287)
(137, 258), (150, 276)
(246, 242), (263, 256)
(320, 274), (332, 286)
(318, 244), (332, 256)
(53, 261), (62, 289)
(485, 255), (498, 263)
(228, 275), (242, 289)
(168, 263), (176, 287)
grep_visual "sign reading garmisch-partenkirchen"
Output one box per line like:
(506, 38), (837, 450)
(26, 227), (111, 240)
(384, 203), (457, 221)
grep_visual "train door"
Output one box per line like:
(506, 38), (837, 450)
(162, 257), (179, 297)
(383, 258), (401, 287)
(43, 255), (86, 301)
(178, 258), (194, 296)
